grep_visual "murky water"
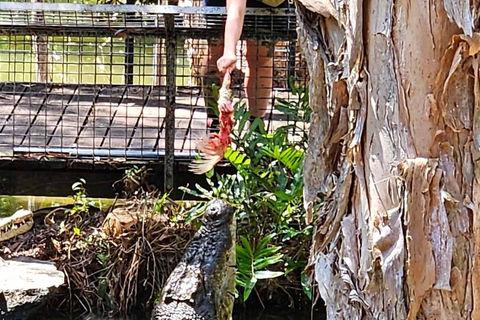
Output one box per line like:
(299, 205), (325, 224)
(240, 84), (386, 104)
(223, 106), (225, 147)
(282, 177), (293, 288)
(233, 308), (313, 320)
(33, 308), (313, 320)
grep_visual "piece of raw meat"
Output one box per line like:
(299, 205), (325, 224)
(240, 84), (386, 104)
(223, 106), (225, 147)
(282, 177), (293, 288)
(189, 71), (234, 175)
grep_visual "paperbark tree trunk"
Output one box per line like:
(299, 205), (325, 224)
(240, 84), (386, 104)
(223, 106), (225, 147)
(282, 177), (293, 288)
(298, 0), (480, 319)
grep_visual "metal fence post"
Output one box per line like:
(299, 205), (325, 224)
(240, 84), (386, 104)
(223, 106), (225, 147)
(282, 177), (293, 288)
(125, 0), (135, 85)
(164, 13), (176, 192)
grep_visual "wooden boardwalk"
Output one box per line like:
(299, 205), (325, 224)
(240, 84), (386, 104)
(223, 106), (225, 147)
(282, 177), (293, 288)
(0, 83), (297, 159)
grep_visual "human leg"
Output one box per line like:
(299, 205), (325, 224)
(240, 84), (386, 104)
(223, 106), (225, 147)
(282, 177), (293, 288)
(200, 40), (224, 126)
(245, 40), (273, 118)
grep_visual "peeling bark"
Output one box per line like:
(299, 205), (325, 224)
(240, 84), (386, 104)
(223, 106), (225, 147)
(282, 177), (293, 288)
(299, 0), (480, 319)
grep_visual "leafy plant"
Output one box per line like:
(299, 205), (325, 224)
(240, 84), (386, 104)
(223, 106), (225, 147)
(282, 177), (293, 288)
(182, 78), (315, 303)
(70, 178), (95, 217)
(118, 165), (153, 197)
(236, 234), (284, 301)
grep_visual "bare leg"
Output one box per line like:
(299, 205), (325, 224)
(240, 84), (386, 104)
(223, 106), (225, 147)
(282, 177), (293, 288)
(245, 40), (273, 118)
(200, 39), (224, 110)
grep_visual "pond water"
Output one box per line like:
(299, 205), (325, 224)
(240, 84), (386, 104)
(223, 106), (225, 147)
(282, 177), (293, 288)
(34, 307), (314, 320)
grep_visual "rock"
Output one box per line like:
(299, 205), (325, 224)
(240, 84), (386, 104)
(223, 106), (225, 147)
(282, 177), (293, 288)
(0, 257), (64, 319)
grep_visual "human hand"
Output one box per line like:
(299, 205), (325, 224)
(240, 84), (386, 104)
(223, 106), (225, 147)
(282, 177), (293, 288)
(217, 53), (237, 74)
(219, 99), (234, 113)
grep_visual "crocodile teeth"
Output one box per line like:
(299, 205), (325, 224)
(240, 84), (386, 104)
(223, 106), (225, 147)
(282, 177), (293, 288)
(0, 209), (34, 242)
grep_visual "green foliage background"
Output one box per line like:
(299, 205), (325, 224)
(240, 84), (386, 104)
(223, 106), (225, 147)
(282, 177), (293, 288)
(182, 79), (314, 303)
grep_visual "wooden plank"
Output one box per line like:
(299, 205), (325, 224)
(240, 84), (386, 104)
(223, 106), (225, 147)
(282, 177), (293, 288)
(0, 84), (16, 125)
(45, 86), (77, 148)
(90, 87), (128, 149)
(129, 87), (165, 150)
(128, 89), (207, 152)
(172, 91), (206, 152)
(175, 108), (195, 152)
(20, 85), (53, 146)
(180, 109), (208, 150)
(178, 105), (207, 129)
(27, 86), (76, 147)
(126, 86), (153, 149)
(0, 85), (31, 133)
(0, 3), (293, 16)
(75, 86), (126, 149)
(177, 128), (205, 151)
(0, 82), (306, 158)
(0, 85), (48, 147)
(50, 86), (99, 148)
(0, 84), (26, 156)
(98, 86), (147, 150)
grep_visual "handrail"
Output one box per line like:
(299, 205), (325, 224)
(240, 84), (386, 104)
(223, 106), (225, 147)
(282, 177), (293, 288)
(0, 2), (295, 16)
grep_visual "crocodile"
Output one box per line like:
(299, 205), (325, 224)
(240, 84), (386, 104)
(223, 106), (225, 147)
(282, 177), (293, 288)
(0, 210), (34, 242)
(1, 200), (237, 320)
(151, 199), (236, 320)
(0, 205), (94, 242)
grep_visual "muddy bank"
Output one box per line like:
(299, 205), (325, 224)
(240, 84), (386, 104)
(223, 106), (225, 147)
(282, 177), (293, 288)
(0, 194), (197, 318)
(0, 197), (314, 319)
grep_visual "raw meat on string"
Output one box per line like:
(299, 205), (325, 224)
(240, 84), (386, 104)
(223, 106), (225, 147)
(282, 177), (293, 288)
(189, 71), (234, 175)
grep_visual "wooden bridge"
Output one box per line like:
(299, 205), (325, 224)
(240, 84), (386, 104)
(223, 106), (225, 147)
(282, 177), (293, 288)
(0, 2), (306, 190)
(0, 83), (294, 159)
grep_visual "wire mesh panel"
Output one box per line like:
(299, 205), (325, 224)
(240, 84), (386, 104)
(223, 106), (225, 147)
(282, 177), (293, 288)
(0, 2), (308, 162)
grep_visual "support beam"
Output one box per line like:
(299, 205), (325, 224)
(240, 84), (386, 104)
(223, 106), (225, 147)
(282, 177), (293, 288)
(32, 0), (48, 83)
(164, 13), (176, 192)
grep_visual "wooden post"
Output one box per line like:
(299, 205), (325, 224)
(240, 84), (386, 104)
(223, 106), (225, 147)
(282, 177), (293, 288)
(32, 0), (48, 83)
(153, 38), (165, 86)
(164, 12), (176, 192)
(153, 0), (165, 86)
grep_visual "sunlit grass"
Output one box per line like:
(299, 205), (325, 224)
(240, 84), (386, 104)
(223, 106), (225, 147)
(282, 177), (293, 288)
(0, 35), (193, 86)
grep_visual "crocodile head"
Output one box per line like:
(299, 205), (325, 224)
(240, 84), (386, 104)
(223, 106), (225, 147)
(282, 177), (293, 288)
(202, 199), (234, 226)
(0, 209), (34, 242)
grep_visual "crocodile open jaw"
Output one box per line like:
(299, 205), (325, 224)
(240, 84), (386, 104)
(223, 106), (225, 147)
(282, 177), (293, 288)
(0, 210), (34, 242)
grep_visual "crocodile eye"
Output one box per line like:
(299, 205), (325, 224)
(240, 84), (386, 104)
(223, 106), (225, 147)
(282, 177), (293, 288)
(209, 205), (219, 216)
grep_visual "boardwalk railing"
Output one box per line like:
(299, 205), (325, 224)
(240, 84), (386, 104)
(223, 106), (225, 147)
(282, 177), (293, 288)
(0, 3), (297, 39)
(0, 2), (305, 189)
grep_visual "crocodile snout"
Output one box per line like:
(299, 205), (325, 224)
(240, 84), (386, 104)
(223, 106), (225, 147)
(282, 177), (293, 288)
(0, 210), (34, 242)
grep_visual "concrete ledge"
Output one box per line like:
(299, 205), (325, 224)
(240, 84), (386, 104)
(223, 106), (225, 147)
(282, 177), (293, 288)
(0, 257), (64, 319)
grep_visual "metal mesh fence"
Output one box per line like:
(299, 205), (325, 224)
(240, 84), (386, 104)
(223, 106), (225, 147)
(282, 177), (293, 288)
(0, 2), (308, 163)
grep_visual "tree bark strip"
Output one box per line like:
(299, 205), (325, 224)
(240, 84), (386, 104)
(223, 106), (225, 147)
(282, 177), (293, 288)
(299, 0), (480, 318)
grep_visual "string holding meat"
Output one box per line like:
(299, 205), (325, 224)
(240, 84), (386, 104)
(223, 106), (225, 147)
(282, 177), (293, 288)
(189, 71), (234, 175)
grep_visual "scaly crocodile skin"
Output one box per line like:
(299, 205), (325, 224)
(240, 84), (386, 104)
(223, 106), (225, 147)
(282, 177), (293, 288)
(0, 210), (33, 242)
(152, 199), (236, 320)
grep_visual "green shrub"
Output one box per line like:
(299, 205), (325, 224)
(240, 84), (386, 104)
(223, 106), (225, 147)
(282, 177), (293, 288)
(181, 78), (315, 303)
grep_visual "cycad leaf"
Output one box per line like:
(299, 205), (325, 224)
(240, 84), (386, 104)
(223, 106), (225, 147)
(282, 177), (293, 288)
(254, 254), (283, 270)
(254, 246), (282, 260)
(243, 276), (257, 301)
(255, 233), (276, 252)
(240, 236), (253, 257)
(255, 271), (284, 280)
